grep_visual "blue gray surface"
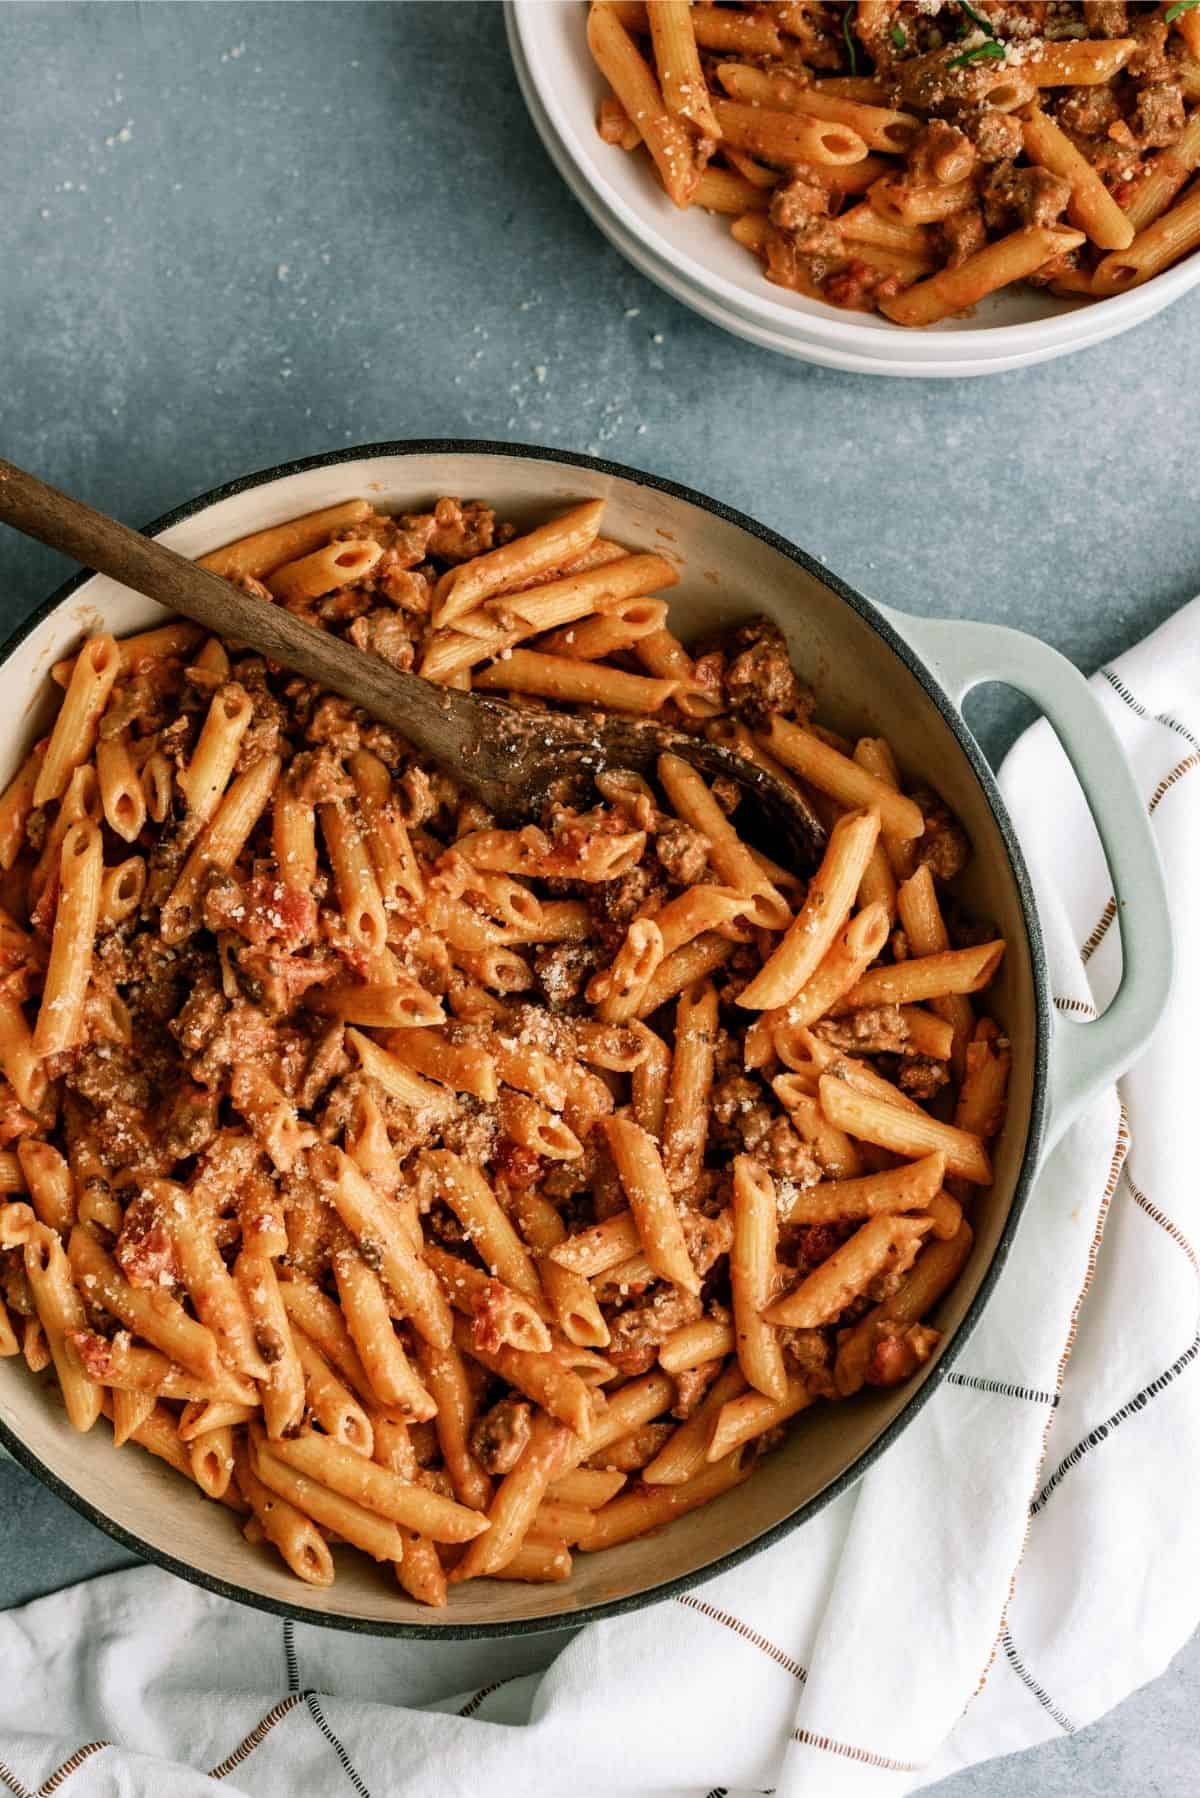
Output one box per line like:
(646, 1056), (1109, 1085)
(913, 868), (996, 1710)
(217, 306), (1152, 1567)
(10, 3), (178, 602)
(0, 2), (1196, 1791)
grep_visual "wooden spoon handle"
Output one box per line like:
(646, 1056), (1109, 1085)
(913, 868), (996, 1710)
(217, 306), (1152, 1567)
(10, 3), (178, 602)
(0, 458), (476, 760)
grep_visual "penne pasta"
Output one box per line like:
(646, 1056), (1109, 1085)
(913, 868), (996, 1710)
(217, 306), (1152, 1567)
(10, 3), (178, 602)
(235, 1249), (306, 1439)
(649, 0), (721, 137)
(452, 1411), (572, 1581)
(658, 752), (790, 929)
(712, 98), (867, 168)
(267, 538), (383, 605)
(761, 719), (923, 837)
(51, 624), (202, 689)
(34, 636), (120, 807)
(835, 941), (1006, 1011)
(586, 7), (1200, 323)
(348, 750), (425, 908)
(24, 1222), (103, 1431)
(434, 499), (605, 626)
(199, 499), (373, 580)
(737, 811), (880, 1010)
(179, 683), (254, 824)
(457, 1319), (593, 1438)
(311, 1143), (453, 1348)
(662, 980), (719, 1193)
(1024, 38), (1134, 86)
(307, 981), (445, 1032)
(550, 1209), (642, 1278)
(587, 3), (700, 207)
(581, 1449), (751, 1548)
(0, 751), (42, 870)
(235, 1440), (335, 1587)
(161, 753), (282, 943)
(1023, 106), (1133, 251)
(96, 735), (146, 842)
(1120, 113), (1200, 235)
(659, 1314), (736, 1375)
(641, 1361), (748, 1487)
(266, 1428), (488, 1542)
(415, 1336), (493, 1511)
(318, 796), (390, 960)
(770, 899), (890, 1029)
(635, 931), (736, 1019)
(715, 62), (918, 153)
(881, 225), (1085, 327)
(365, 1023), (493, 1099)
(32, 820), (103, 1058)
(1094, 183), (1200, 297)
(508, 1187), (610, 1350)
(69, 1223), (220, 1379)
(98, 856), (146, 933)
(473, 650), (678, 714)
(835, 1223), (973, 1397)
(631, 1022), (672, 1138)
(249, 1429), (407, 1564)
(730, 1157), (787, 1401)
(588, 918), (664, 1025)
(605, 1115), (699, 1294)
(775, 1149), (946, 1225)
(499, 1089), (582, 1161)
(818, 1074), (992, 1185)
(705, 1380), (810, 1463)
(635, 626), (722, 717)
(765, 1212), (932, 1328)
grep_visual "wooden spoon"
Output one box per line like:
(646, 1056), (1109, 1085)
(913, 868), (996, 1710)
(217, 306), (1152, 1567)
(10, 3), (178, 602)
(0, 460), (825, 870)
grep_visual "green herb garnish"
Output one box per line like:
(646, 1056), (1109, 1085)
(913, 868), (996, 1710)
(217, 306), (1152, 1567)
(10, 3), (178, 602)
(891, 23), (907, 48)
(1166, 0), (1200, 23)
(843, 8), (859, 74)
(958, 0), (997, 34)
(948, 38), (1006, 67)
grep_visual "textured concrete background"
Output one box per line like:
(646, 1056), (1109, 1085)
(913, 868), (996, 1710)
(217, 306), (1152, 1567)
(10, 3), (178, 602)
(0, 3), (1196, 1791)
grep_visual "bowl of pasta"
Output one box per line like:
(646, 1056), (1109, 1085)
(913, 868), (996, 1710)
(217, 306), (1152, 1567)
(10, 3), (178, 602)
(0, 441), (1170, 1634)
(508, 2), (1200, 375)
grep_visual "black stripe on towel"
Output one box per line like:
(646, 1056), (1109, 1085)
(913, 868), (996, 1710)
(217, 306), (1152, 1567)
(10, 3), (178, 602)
(1100, 669), (1200, 751)
(286, 1615), (374, 1797)
(945, 1372), (1059, 1407)
(677, 1594), (807, 1683)
(458, 1681), (506, 1719)
(305, 1694), (373, 1798)
(1031, 1330), (1200, 1516)
(1001, 1629), (1076, 1733)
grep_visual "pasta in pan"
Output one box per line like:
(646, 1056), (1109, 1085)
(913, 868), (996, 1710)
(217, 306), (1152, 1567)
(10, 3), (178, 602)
(0, 490), (1008, 1601)
(585, 1), (1200, 323)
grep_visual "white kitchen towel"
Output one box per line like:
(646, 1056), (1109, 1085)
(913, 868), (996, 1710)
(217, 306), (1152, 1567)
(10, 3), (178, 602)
(0, 604), (1198, 1798)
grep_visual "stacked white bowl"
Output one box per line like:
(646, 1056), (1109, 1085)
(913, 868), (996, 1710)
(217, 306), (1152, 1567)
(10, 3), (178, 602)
(507, 2), (1200, 378)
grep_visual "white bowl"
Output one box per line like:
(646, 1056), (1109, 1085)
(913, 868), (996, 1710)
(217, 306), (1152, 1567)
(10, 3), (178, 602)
(508, 1), (1200, 375)
(508, 20), (1153, 377)
(0, 445), (1171, 1634)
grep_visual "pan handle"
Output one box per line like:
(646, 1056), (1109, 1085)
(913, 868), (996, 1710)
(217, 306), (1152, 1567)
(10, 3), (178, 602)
(883, 610), (1172, 1157)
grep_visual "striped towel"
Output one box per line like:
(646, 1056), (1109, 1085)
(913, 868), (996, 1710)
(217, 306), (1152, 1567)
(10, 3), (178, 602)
(0, 602), (1197, 1798)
